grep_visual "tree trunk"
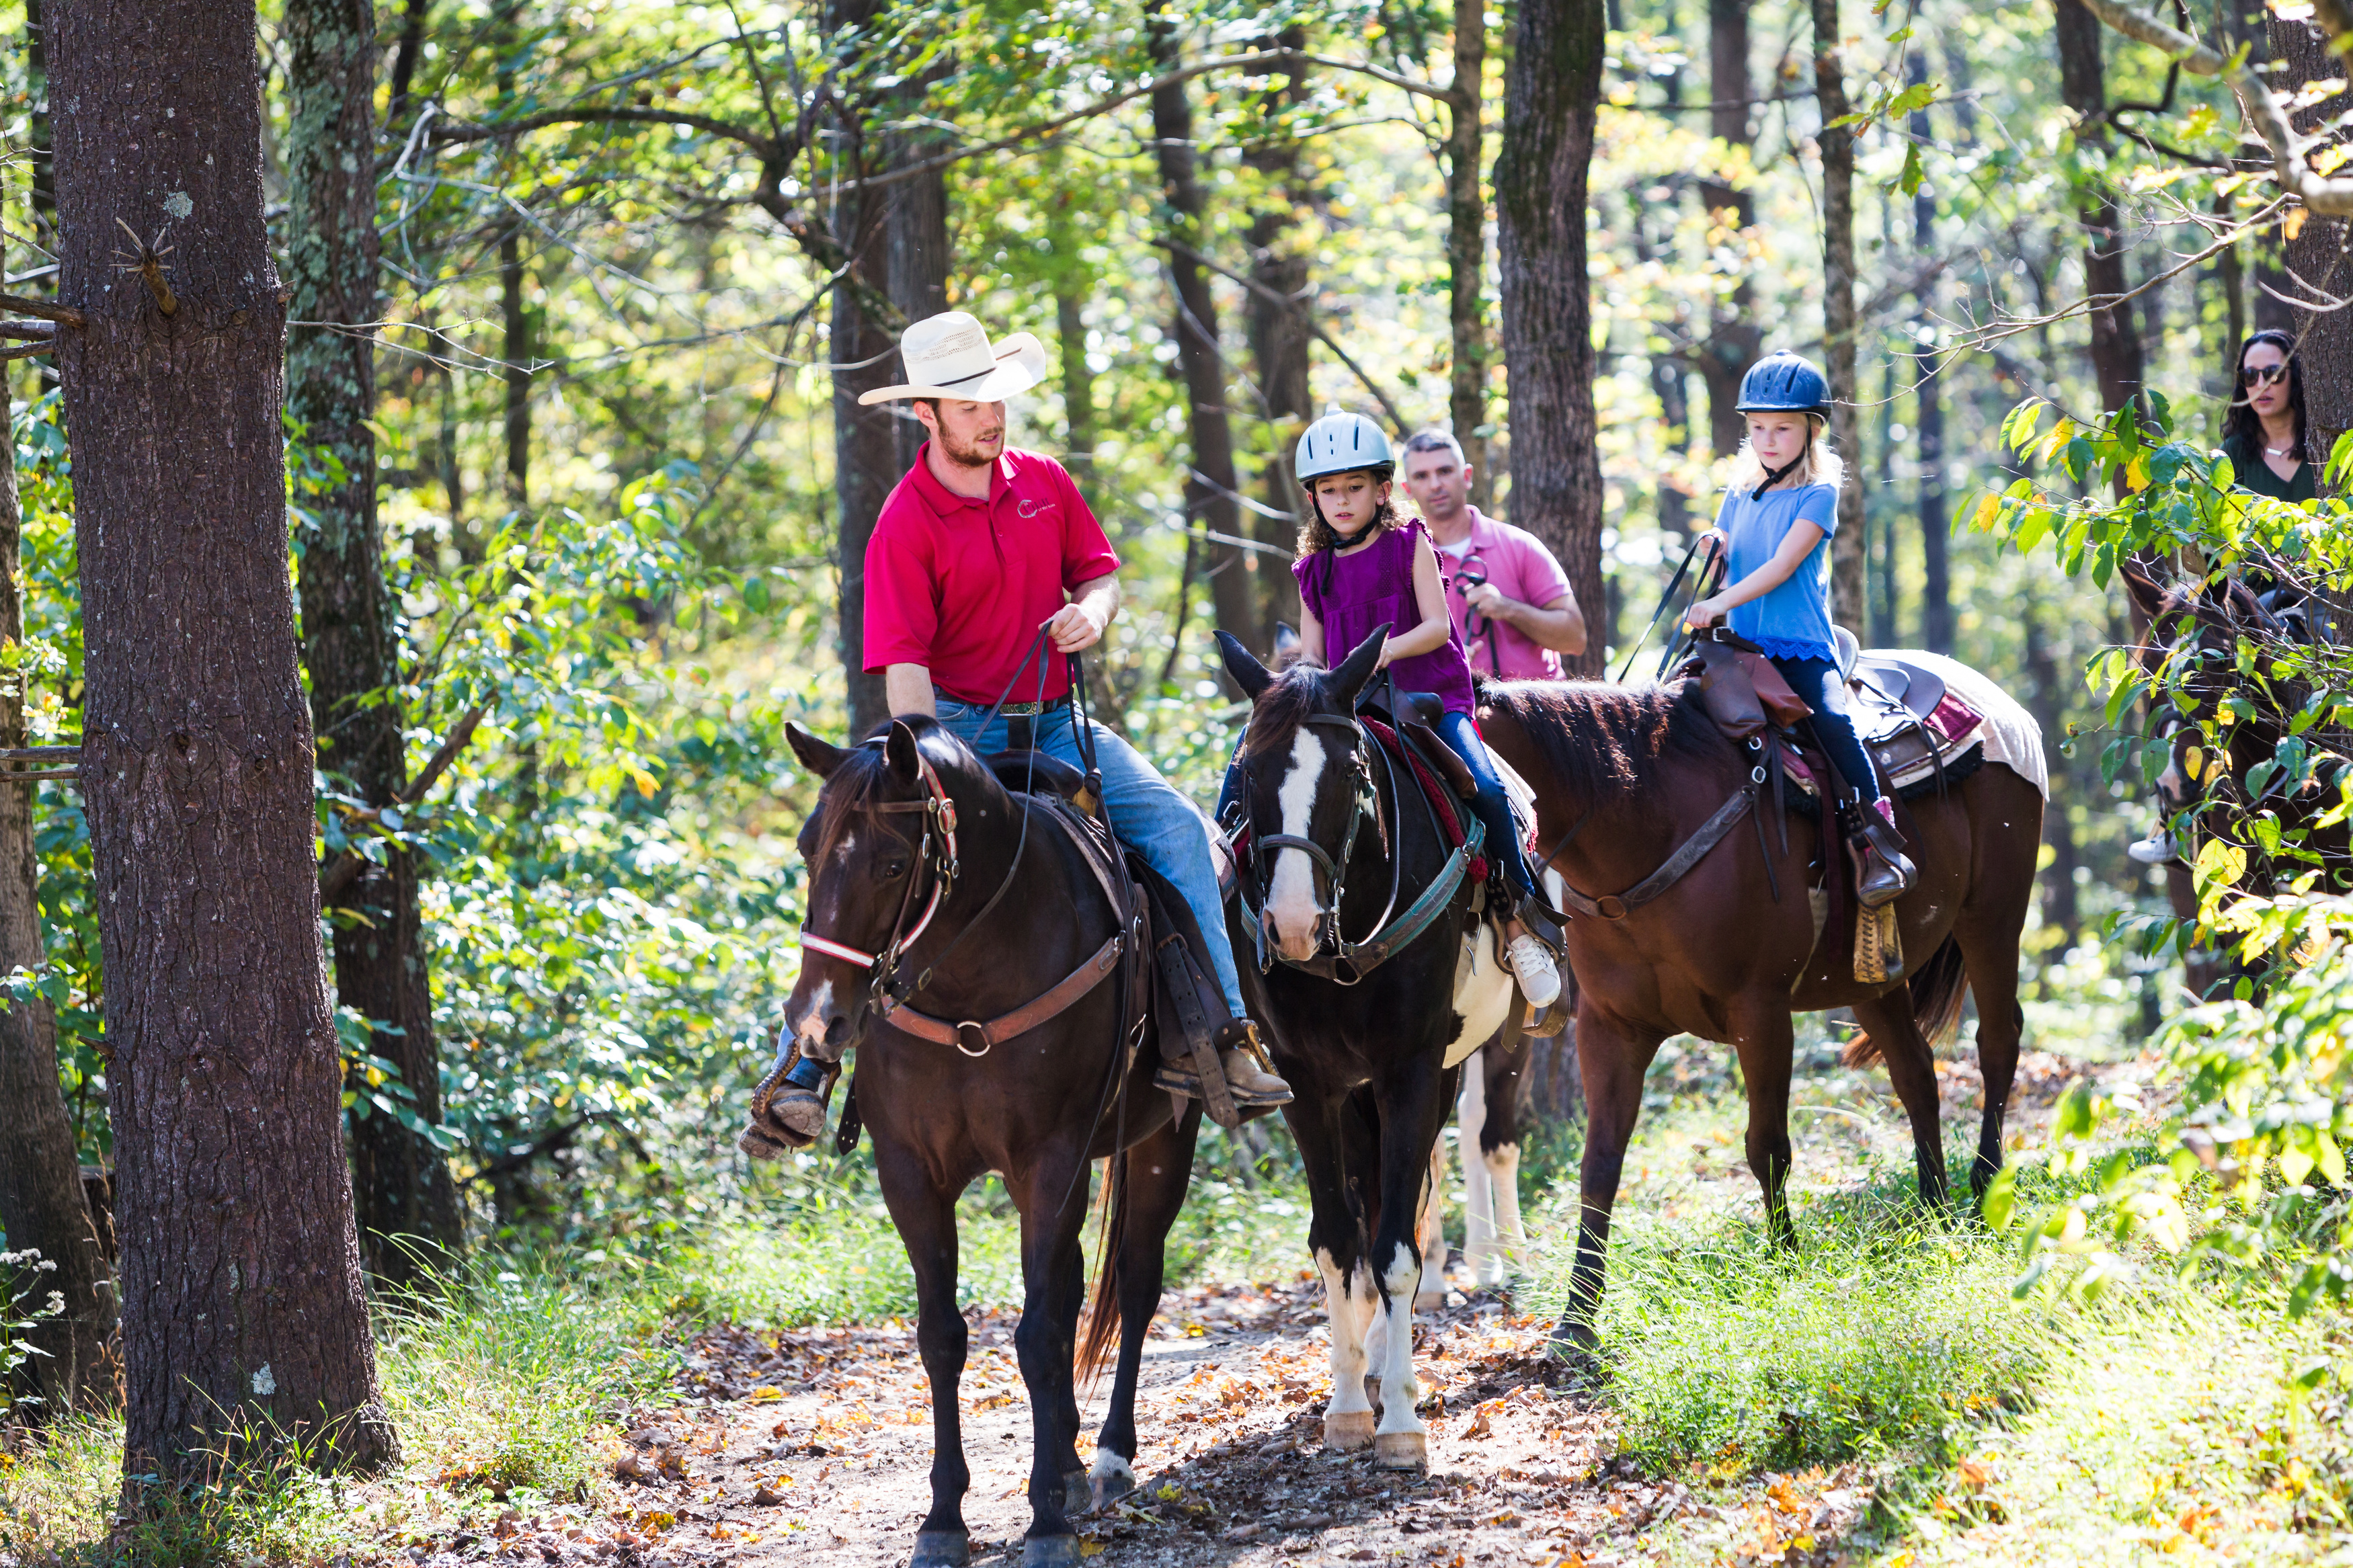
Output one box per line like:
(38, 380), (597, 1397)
(2022, 602), (2080, 950)
(1909, 54), (1951, 656)
(25, 0), (53, 263)
(1048, 188), (1099, 475)
(50, 0), (394, 1477)
(500, 231), (530, 503)
(1447, 0), (1491, 502)
(2272, 14), (2353, 468)
(1495, 0), (1607, 680)
(0, 370), (117, 1420)
(2055, 0), (2146, 426)
(1812, 0), (1866, 630)
(1696, 0), (1761, 456)
(885, 136), (950, 481)
(1150, 5), (1259, 661)
(1245, 36), (1310, 645)
(286, 0), (462, 1288)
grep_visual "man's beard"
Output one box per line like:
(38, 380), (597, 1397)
(938, 427), (1003, 468)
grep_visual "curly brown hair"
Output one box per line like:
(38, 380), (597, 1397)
(1295, 473), (1402, 559)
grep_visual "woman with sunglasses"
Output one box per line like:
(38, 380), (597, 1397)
(2221, 331), (2317, 503)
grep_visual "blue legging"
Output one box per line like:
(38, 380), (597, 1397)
(1774, 655), (1882, 803)
(1213, 711), (1539, 903)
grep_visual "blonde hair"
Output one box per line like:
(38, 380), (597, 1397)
(1726, 414), (1846, 497)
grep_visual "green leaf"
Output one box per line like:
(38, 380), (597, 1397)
(1897, 142), (1925, 197)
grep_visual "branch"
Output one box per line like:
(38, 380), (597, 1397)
(2077, 0), (2353, 214)
(318, 704), (488, 903)
(430, 104), (784, 159)
(0, 292), (82, 327)
(1155, 239), (1407, 431)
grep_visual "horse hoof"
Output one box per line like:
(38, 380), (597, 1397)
(1063, 1469), (1092, 1516)
(1414, 1291), (1446, 1313)
(1022, 1534), (1085, 1567)
(1373, 1431), (1429, 1473)
(910, 1530), (971, 1567)
(1324, 1411), (1375, 1451)
(1089, 1450), (1137, 1512)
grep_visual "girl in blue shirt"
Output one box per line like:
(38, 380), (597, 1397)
(1687, 352), (1915, 905)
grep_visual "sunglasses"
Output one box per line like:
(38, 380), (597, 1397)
(2241, 363), (2290, 387)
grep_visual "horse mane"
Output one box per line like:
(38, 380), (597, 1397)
(809, 717), (992, 868)
(1480, 678), (1726, 802)
(1242, 662), (1333, 756)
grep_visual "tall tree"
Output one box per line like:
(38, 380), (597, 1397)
(1497, 0), (1607, 679)
(0, 343), (116, 1418)
(2054, 0), (2146, 429)
(1910, 52), (1952, 655)
(1447, 0), (1492, 499)
(1697, 0), (1761, 455)
(1811, 0), (1866, 628)
(885, 135), (951, 479)
(2272, 14), (2353, 464)
(50, 0), (394, 1477)
(1149, 5), (1260, 658)
(286, 0), (463, 1286)
(1244, 34), (1311, 644)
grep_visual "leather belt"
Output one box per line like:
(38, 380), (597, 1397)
(880, 932), (1125, 1055)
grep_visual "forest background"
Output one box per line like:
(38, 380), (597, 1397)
(0, 0), (2324, 1493)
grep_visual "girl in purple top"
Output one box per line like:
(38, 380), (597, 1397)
(1277, 413), (1562, 1008)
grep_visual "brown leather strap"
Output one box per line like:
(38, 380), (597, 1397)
(881, 932), (1125, 1055)
(1557, 784), (1757, 921)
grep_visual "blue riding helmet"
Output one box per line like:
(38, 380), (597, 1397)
(1734, 352), (1833, 419)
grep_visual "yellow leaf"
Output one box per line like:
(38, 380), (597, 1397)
(2126, 453), (2152, 493)
(747, 1387), (783, 1403)
(1972, 493), (2001, 532)
(2286, 206), (2312, 241)
(1077, 1539), (1105, 1557)
(630, 766), (658, 798)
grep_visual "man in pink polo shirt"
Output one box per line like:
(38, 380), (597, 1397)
(1399, 431), (1587, 679)
(766, 312), (1289, 1139)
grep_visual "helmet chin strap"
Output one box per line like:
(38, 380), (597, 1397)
(1754, 421), (1815, 495)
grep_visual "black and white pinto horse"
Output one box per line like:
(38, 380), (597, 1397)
(1217, 629), (1517, 1471)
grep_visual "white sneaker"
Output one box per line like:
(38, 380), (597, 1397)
(1507, 934), (1562, 1010)
(2126, 833), (2178, 866)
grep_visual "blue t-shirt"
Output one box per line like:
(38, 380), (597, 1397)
(1712, 480), (1839, 661)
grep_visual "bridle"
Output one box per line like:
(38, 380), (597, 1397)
(798, 741), (969, 1000)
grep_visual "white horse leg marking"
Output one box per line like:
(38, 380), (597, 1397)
(1370, 1237), (1429, 1469)
(1267, 730), (1328, 960)
(1459, 1049), (1501, 1284)
(1316, 1247), (1375, 1449)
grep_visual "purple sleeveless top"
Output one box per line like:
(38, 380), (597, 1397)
(1293, 520), (1478, 716)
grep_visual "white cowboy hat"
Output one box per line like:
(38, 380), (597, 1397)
(857, 311), (1050, 405)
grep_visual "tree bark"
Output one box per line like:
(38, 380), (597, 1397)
(1245, 34), (1310, 644)
(1150, 4), (1260, 661)
(2055, 0), (2147, 427)
(286, 0), (462, 1288)
(1696, 0), (1761, 456)
(2022, 601), (2080, 950)
(2272, 14), (2353, 468)
(885, 134), (950, 481)
(0, 369), (117, 1420)
(1049, 194), (1099, 475)
(50, 0), (394, 1477)
(1447, 0), (1491, 501)
(1812, 0), (1866, 630)
(1910, 54), (1951, 656)
(1496, 0), (1608, 680)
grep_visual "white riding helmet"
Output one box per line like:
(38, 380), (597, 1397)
(1294, 409), (1394, 485)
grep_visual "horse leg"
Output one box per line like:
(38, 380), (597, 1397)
(1415, 1135), (1450, 1310)
(1008, 1152), (1092, 1565)
(1729, 1006), (1800, 1248)
(1458, 1043), (1499, 1285)
(1553, 1006), (1664, 1351)
(1289, 1091), (1378, 1452)
(1367, 1054), (1453, 1473)
(1090, 1108), (1201, 1511)
(874, 1152), (972, 1567)
(1954, 903), (2029, 1199)
(1850, 991), (1951, 1211)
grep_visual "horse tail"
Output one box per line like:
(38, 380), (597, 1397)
(1842, 935), (1968, 1066)
(1076, 1152), (1129, 1387)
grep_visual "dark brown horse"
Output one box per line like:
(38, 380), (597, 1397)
(1477, 667), (2044, 1346)
(778, 718), (1200, 1568)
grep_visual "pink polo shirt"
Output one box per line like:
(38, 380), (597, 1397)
(1434, 507), (1574, 680)
(863, 444), (1121, 705)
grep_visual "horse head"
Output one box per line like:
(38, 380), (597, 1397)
(782, 715), (1005, 1062)
(1218, 624), (1388, 964)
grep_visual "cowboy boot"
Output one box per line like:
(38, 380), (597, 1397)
(1213, 1020), (1293, 1108)
(1850, 797), (1917, 908)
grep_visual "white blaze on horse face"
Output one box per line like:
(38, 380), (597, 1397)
(1268, 729), (1328, 960)
(793, 978), (836, 1052)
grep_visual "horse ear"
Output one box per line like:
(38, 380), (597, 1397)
(2118, 564), (2169, 623)
(1326, 622), (1390, 709)
(885, 719), (924, 782)
(1216, 630), (1276, 698)
(1271, 622), (1302, 669)
(786, 722), (851, 780)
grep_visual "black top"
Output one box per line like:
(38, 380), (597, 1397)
(2221, 430), (2318, 503)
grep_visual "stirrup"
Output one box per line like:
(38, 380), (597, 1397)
(1513, 893), (1566, 953)
(738, 1033), (834, 1158)
(1848, 802), (1915, 909)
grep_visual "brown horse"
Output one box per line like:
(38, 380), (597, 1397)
(1476, 666), (2044, 1346)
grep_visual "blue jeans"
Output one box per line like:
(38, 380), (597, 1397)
(934, 700), (1248, 1020)
(1209, 711), (1540, 906)
(1773, 656), (1882, 803)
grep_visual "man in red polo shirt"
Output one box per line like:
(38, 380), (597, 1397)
(768, 313), (1289, 1137)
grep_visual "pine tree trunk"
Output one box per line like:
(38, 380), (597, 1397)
(1696, 0), (1760, 456)
(2272, 14), (2353, 469)
(285, 0), (461, 1288)
(1495, 0), (1607, 681)
(1811, 0), (1866, 631)
(1245, 36), (1310, 645)
(2055, 0), (2145, 425)
(1150, 5), (1260, 661)
(50, 0), (394, 1477)
(885, 138), (950, 481)
(1447, 0), (1490, 502)
(0, 395), (117, 1419)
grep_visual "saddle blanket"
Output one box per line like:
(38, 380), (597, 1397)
(1882, 650), (2050, 800)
